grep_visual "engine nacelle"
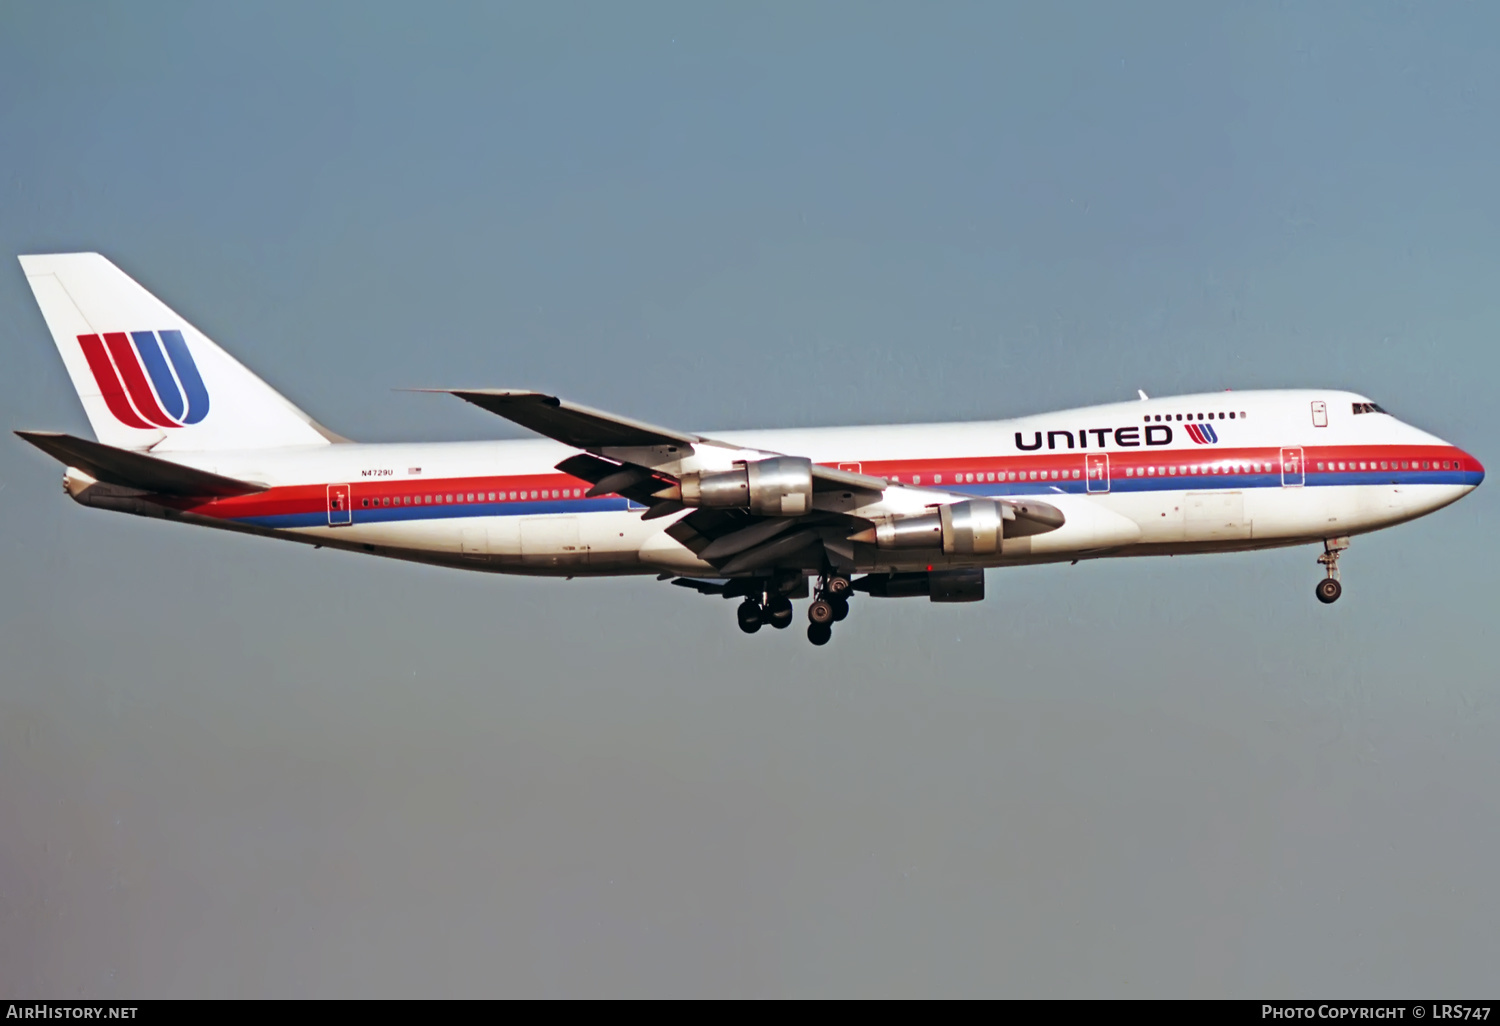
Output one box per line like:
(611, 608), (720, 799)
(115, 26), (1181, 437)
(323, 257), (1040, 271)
(676, 456), (813, 516)
(859, 499), (1005, 555)
(852, 498), (1064, 554)
(853, 568), (985, 603)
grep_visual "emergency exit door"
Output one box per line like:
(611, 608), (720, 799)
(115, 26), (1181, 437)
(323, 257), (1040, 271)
(327, 483), (352, 526)
(1085, 453), (1110, 493)
(1281, 448), (1305, 487)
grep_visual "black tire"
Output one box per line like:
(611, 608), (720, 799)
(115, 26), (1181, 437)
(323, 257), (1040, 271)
(827, 576), (851, 596)
(737, 600), (764, 633)
(830, 597), (849, 622)
(1316, 578), (1342, 604)
(808, 599), (835, 625)
(766, 595), (793, 629)
(807, 623), (833, 646)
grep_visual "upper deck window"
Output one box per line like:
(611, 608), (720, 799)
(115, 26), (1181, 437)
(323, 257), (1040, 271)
(1352, 402), (1387, 415)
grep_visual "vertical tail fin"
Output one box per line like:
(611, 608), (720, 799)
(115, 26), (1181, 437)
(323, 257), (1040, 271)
(18, 253), (346, 451)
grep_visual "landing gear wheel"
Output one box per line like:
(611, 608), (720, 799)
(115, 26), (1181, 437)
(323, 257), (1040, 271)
(1315, 536), (1349, 607)
(830, 597), (849, 622)
(826, 576), (851, 597)
(766, 594), (794, 629)
(807, 623), (833, 646)
(737, 600), (763, 633)
(808, 599), (836, 625)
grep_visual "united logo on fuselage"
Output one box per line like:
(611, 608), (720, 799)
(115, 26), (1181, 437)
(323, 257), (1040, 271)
(1184, 421), (1219, 444)
(77, 331), (209, 429)
(1015, 424), (1175, 450)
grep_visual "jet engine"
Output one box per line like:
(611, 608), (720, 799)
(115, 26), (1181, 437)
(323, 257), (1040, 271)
(669, 456), (814, 516)
(848, 498), (1064, 555)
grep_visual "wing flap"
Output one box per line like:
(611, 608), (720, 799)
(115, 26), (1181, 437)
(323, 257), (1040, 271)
(552, 452), (675, 506)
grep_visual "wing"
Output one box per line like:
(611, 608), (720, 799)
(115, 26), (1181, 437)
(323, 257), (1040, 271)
(429, 388), (1062, 576)
(430, 389), (704, 450)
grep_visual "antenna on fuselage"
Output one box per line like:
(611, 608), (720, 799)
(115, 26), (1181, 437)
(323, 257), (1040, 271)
(1137, 389), (1149, 401)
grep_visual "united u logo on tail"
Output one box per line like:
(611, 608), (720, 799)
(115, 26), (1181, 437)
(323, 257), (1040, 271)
(1184, 421), (1219, 444)
(77, 330), (210, 429)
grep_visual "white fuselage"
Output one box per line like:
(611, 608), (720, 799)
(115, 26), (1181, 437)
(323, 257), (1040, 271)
(64, 389), (1484, 578)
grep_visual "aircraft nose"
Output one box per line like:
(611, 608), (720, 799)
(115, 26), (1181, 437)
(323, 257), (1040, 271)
(1458, 448), (1484, 488)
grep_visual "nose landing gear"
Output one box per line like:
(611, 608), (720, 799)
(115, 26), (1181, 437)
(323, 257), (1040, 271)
(1315, 536), (1349, 604)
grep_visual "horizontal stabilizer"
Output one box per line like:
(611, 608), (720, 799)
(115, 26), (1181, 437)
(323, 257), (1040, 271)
(15, 431), (267, 496)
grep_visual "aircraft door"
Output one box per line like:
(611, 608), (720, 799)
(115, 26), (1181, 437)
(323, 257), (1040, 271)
(327, 483), (352, 526)
(1281, 447), (1305, 487)
(1085, 453), (1110, 493)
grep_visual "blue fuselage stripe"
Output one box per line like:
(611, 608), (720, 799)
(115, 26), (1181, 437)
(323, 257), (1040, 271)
(224, 473), (1479, 530)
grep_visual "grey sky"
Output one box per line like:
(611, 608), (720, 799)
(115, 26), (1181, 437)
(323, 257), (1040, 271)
(1, 2), (1496, 997)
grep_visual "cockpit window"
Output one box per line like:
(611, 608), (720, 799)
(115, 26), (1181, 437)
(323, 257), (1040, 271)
(1352, 402), (1387, 415)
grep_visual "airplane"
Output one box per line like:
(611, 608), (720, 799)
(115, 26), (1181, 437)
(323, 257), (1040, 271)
(14, 253), (1485, 645)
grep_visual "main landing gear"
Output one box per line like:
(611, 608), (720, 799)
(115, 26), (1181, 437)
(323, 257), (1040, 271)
(1315, 536), (1349, 604)
(737, 590), (794, 633)
(805, 574), (850, 646)
(733, 574), (852, 644)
